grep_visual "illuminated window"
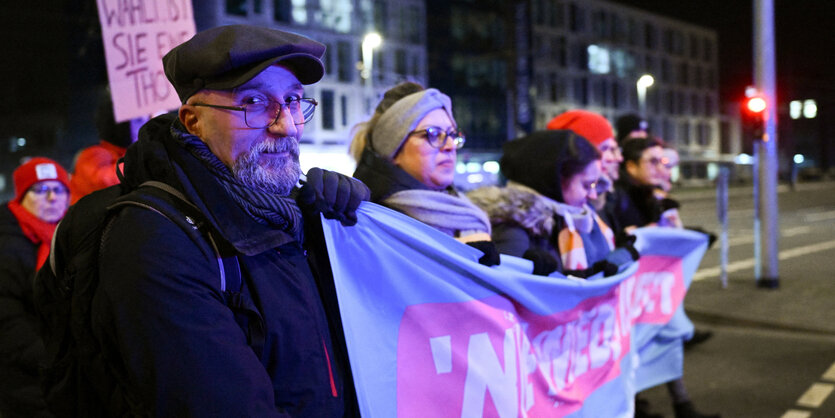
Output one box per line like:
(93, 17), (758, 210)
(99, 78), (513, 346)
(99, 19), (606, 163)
(319, 0), (352, 33)
(587, 44), (610, 74)
(803, 99), (817, 118)
(292, 0), (307, 24)
(790, 100), (802, 119)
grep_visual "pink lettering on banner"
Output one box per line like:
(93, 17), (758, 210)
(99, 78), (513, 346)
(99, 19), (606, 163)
(621, 255), (685, 325)
(395, 255), (685, 417)
(396, 292), (628, 417)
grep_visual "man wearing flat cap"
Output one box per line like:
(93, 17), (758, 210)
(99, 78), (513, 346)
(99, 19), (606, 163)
(66, 25), (366, 416)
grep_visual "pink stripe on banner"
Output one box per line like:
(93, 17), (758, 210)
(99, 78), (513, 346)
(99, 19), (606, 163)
(624, 255), (686, 325)
(395, 255), (685, 417)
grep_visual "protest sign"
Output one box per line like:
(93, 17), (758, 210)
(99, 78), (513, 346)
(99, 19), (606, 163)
(322, 203), (707, 417)
(96, 0), (195, 121)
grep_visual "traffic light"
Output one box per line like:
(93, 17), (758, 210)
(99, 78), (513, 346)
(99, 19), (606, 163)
(741, 90), (767, 142)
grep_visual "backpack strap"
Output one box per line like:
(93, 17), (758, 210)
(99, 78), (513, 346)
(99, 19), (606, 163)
(108, 181), (242, 292)
(140, 181), (242, 292)
(108, 182), (263, 357)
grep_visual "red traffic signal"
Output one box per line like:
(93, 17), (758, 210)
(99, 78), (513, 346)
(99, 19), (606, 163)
(741, 93), (767, 141)
(745, 96), (767, 114)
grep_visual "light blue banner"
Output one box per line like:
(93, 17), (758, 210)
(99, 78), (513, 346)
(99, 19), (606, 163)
(323, 203), (707, 417)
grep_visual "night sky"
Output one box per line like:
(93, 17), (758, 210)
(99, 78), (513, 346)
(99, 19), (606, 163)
(610, 0), (835, 105)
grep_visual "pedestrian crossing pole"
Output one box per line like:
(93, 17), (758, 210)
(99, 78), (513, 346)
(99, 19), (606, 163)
(753, 0), (780, 288)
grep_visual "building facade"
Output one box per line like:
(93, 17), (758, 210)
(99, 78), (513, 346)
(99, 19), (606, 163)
(529, 0), (723, 184)
(188, 0), (729, 184)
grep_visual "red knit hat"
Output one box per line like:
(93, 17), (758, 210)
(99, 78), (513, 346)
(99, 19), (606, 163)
(546, 110), (615, 148)
(13, 157), (70, 202)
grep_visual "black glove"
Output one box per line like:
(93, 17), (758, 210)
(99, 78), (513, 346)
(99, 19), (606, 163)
(590, 259), (620, 277)
(659, 197), (680, 212)
(297, 168), (370, 226)
(466, 241), (501, 266)
(614, 231), (636, 248)
(685, 226), (718, 249)
(522, 248), (559, 276)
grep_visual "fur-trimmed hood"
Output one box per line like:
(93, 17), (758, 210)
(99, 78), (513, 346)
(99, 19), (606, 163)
(467, 182), (563, 238)
(468, 182), (598, 240)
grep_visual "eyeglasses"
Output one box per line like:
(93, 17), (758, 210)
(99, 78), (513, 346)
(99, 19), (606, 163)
(641, 157), (666, 168)
(28, 185), (68, 196)
(191, 97), (318, 128)
(593, 176), (611, 195)
(408, 126), (466, 149)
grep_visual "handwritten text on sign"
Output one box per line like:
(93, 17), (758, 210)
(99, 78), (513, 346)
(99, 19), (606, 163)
(97, 0), (195, 122)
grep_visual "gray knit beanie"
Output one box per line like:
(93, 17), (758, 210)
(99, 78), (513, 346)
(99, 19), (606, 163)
(370, 88), (455, 159)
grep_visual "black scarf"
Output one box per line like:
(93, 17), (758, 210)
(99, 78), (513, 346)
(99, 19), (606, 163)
(172, 125), (304, 243)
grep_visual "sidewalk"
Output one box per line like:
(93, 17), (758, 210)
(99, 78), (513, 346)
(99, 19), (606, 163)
(679, 179), (835, 336)
(674, 178), (835, 203)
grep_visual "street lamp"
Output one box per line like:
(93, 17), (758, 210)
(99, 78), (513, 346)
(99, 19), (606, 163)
(361, 32), (382, 113)
(636, 74), (654, 116)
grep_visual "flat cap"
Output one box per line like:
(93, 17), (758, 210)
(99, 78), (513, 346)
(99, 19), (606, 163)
(163, 25), (326, 102)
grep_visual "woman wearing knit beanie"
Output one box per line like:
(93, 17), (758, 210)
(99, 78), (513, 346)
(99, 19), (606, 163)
(0, 157), (70, 416)
(547, 109), (622, 216)
(350, 82), (499, 265)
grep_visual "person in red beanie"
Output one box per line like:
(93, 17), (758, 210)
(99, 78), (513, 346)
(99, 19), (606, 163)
(547, 109), (622, 182)
(0, 157), (70, 417)
(547, 109), (622, 214)
(69, 92), (147, 205)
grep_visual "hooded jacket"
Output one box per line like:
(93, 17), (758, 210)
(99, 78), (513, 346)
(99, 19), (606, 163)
(0, 205), (50, 417)
(605, 173), (663, 235)
(469, 131), (614, 273)
(89, 113), (347, 417)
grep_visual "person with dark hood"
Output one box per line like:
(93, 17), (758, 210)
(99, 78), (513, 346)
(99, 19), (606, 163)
(547, 109), (622, 215)
(1, 157), (69, 417)
(615, 112), (650, 145)
(37, 25), (368, 416)
(468, 130), (636, 277)
(350, 81), (499, 265)
(68, 91), (148, 205)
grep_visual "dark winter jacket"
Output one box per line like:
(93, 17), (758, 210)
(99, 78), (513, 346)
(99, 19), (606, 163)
(604, 175), (663, 235)
(352, 147), (439, 203)
(0, 204), (50, 417)
(468, 184), (614, 275)
(88, 113), (348, 417)
(471, 130), (619, 276)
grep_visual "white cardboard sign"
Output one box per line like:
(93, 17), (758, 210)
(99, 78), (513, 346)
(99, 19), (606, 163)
(97, 0), (196, 122)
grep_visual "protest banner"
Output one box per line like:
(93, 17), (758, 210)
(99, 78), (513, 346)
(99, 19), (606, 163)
(322, 203), (707, 417)
(96, 0), (196, 122)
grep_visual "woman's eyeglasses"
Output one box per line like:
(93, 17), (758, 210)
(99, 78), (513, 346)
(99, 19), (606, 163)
(28, 185), (68, 196)
(408, 126), (466, 149)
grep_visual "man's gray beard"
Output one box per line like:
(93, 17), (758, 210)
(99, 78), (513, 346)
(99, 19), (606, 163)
(232, 137), (301, 196)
